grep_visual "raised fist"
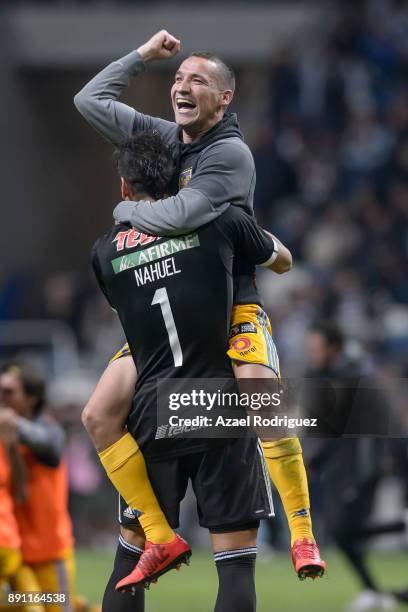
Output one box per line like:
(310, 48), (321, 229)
(137, 30), (181, 63)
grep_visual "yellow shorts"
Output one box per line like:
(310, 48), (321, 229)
(110, 304), (280, 376)
(227, 304), (280, 375)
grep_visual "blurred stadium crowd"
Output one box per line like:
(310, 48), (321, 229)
(253, 0), (408, 377)
(0, 0), (407, 575)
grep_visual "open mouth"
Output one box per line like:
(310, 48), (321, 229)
(176, 98), (197, 114)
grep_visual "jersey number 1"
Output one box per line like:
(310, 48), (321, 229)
(151, 287), (183, 367)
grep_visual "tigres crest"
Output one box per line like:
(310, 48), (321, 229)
(179, 167), (193, 189)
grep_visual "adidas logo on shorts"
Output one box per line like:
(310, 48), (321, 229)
(123, 506), (137, 519)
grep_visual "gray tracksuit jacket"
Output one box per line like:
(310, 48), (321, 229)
(74, 51), (256, 235)
(74, 51), (261, 304)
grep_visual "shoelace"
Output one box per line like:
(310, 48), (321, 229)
(137, 545), (169, 576)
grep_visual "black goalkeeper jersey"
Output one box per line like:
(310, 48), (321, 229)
(92, 206), (275, 459)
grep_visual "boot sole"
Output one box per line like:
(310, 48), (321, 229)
(297, 564), (326, 581)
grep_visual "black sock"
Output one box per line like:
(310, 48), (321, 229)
(102, 535), (145, 612)
(214, 548), (257, 612)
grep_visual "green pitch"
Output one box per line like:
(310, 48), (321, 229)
(76, 548), (407, 611)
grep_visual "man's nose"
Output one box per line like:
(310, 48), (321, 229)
(177, 78), (191, 93)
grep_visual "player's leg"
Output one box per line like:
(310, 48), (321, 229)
(0, 547), (21, 580)
(9, 562), (46, 612)
(26, 549), (76, 612)
(102, 527), (145, 612)
(211, 530), (258, 612)
(236, 362), (313, 546)
(229, 305), (313, 546)
(331, 477), (394, 610)
(24, 549), (91, 612)
(82, 348), (175, 545)
(0, 548), (22, 612)
(115, 457), (191, 592)
(193, 437), (273, 612)
(228, 305), (325, 579)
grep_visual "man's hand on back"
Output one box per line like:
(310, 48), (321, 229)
(137, 30), (181, 63)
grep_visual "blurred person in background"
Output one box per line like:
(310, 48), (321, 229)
(0, 363), (94, 612)
(255, 0), (408, 379)
(0, 418), (26, 610)
(306, 322), (407, 612)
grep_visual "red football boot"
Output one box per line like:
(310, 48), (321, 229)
(116, 534), (191, 593)
(291, 538), (326, 580)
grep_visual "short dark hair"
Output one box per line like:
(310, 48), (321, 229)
(189, 51), (235, 92)
(114, 131), (177, 200)
(310, 321), (344, 350)
(1, 362), (46, 416)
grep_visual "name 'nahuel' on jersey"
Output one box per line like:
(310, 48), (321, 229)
(92, 207), (275, 460)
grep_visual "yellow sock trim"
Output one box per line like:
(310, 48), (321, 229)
(261, 437), (302, 459)
(99, 433), (174, 544)
(98, 431), (140, 471)
(261, 437), (314, 545)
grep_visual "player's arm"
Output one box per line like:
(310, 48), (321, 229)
(74, 30), (180, 145)
(260, 231), (292, 274)
(217, 207), (292, 272)
(0, 407), (65, 468)
(7, 443), (27, 503)
(18, 417), (65, 468)
(0, 410), (27, 501)
(113, 139), (254, 235)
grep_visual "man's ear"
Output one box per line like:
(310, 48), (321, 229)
(220, 89), (234, 110)
(121, 177), (131, 200)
